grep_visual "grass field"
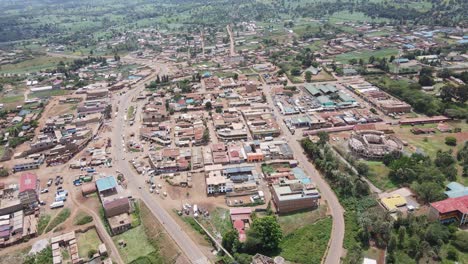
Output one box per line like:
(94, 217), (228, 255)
(77, 228), (101, 259)
(45, 208), (71, 233)
(127, 106), (135, 120)
(0, 95), (23, 104)
(31, 89), (69, 98)
(112, 225), (155, 263)
(37, 214), (51, 235)
(329, 11), (390, 24)
(364, 161), (395, 191)
(73, 211), (93, 226)
(278, 205), (328, 235)
(0, 56), (72, 74)
(334, 48), (398, 64)
(198, 207), (231, 237)
(280, 217), (332, 264)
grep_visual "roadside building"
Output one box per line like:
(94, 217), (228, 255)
(271, 179), (320, 214)
(96, 176), (118, 197)
(429, 196), (468, 226)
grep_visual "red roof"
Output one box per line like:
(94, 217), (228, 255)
(233, 219), (244, 229)
(431, 196), (468, 214)
(230, 207), (252, 215)
(19, 173), (38, 193)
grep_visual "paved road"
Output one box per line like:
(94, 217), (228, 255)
(111, 70), (210, 264)
(262, 83), (345, 264)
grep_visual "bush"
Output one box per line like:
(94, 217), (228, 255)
(0, 168), (9, 177)
(87, 249), (98, 259)
(445, 136), (457, 146)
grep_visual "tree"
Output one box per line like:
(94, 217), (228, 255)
(205, 101), (212, 110)
(202, 128), (210, 143)
(0, 168), (9, 177)
(452, 231), (468, 252)
(305, 71), (312, 82)
(317, 131), (329, 145)
(412, 182), (445, 203)
(418, 75), (434, 86)
(222, 229), (240, 253)
(245, 216), (282, 252)
(356, 162), (369, 176)
(445, 136), (457, 146)
(290, 68), (301, 76)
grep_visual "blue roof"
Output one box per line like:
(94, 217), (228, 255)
(224, 166), (254, 174)
(445, 182), (468, 198)
(19, 110), (31, 116)
(292, 167), (307, 179)
(96, 176), (117, 192)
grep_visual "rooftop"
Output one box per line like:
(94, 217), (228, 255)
(445, 182), (468, 198)
(431, 196), (468, 214)
(96, 176), (118, 192)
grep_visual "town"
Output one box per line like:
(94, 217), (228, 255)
(0, 1), (467, 264)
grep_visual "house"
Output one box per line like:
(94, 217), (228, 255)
(230, 207), (252, 242)
(108, 212), (132, 235)
(445, 182), (468, 198)
(103, 197), (130, 218)
(271, 179), (320, 214)
(381, 195), (407, 212)
(96, 176), (118, 197)
(429, 195), (468, 226)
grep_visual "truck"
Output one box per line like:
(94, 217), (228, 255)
(50, 201), (64, 209)
(265, 136), (273, 141)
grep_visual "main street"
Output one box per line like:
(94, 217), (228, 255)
(111, 64), (210, 264)
(262, 82), (345, 264)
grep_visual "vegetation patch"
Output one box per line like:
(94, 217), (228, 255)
(280, 217), (332, 264)
(37, 214), (51, 235)
(45, 208), (71, 233)
(278, 205), (328, 235)
(73, 211), (93, 226)
(77, 228), (102, 259)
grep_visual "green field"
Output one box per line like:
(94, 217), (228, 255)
(280, 217), (332, 264)
(329, 11), (390, 24)
(198, 207), (232, 237)
(278, 205), (328, 235)
(112, 226), (155, 263)
(73, 211), (93, 226)
(0, 56), (72, 74)
(31, 89), (69, 98)
(77, 228), (102, 259)
(364, 161), (395, 191)
(45, 208), (71, 233)
(334, 48), (398, 64)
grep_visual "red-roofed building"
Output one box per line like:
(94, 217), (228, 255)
(19, 173), (39, 194)
(429, 196), (468, 226)
(230, 207), (252, 242)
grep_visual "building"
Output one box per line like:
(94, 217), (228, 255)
(445, 182), (468, 198)
(380, 195), (407, 212)
(108, 213), (132, 235)
(230, 207), (252, 242)
(271, 179), (320, 214)
(103, 197), (130, 218)
(96, 176), (118, 197)
(206, 168), (230, 195)
(19, 173), (39, 194)
(429, 196), (468, 226)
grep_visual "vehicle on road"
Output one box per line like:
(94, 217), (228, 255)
(50, 201), (64, 209)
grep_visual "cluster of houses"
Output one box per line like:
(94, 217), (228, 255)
(0, 173), (40, 247)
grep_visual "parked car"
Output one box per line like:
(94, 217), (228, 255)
(47, 179), (53, 187)
(40, 188), (49, 194)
